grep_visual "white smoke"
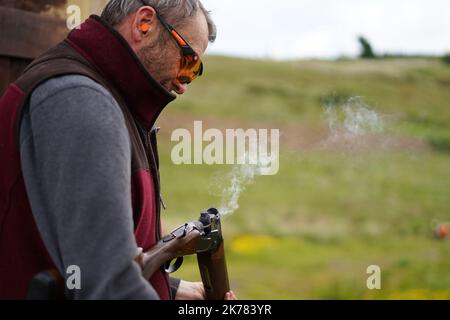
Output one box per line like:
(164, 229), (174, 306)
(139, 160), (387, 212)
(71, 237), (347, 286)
(218, 153), (275, 216)
(323, 96), (384, 149)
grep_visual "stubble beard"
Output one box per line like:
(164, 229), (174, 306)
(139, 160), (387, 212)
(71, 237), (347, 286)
(137, 41), (174, 92)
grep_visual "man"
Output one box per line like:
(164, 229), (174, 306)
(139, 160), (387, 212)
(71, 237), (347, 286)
(0, 0), (236, 300)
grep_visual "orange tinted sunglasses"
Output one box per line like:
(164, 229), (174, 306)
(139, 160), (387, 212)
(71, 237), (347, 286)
(139, 1), (204, 84)
(156, 14), (203, 84)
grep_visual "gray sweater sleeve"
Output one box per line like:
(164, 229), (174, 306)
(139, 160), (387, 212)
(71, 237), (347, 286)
(19, 75), (159, 300)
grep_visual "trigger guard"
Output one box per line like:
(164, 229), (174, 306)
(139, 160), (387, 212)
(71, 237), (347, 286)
(164, 257), (184, 273)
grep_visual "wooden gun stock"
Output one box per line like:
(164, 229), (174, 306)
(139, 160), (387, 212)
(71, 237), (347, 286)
(137, 221), (204, 280)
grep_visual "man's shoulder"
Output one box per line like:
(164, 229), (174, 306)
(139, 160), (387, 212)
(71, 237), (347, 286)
(30, 74), (115, 109)
(20, 74), (128, 145)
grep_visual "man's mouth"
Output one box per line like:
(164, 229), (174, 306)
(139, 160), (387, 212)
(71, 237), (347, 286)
(172, 82), (187, 95)
(159, 79), (187, 95)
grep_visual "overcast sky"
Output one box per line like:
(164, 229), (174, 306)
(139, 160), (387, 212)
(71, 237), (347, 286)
(201, 0), (450, 59)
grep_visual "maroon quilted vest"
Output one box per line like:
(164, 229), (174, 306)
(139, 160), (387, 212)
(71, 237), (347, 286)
(0, 15), (175, 299)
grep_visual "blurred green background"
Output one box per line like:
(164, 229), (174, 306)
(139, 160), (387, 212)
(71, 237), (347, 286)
(156, 56), (450, 300)
(3, 0), (449, 301)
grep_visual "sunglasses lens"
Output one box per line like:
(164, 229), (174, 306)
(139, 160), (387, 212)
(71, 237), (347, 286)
(178, 55), (203, 83)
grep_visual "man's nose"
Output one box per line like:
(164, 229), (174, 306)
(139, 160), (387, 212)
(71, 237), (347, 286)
(173, 80), (188, 95)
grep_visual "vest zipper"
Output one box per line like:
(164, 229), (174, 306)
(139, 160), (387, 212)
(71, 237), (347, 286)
(144, 127), (172, 300)
(145, 128), (161, 241)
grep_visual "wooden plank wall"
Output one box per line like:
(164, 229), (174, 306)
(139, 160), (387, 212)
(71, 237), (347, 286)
(0, 6), (68, 95)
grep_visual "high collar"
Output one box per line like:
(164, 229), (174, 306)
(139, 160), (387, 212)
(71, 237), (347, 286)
(66, 15), (176, 129)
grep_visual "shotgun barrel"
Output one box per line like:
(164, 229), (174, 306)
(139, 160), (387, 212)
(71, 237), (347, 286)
(196, 208), (230, 300)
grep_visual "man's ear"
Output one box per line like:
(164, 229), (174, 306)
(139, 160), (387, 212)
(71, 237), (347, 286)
(131, 6), (158, 42)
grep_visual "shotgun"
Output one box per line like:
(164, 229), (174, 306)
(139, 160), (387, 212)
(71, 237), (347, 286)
(138, 208), (230, 300)
(196, 208), (230, 300)
(28, 208), (230, 300)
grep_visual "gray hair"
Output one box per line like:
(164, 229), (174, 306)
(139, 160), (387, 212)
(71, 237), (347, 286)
(101, 0), (216, 42)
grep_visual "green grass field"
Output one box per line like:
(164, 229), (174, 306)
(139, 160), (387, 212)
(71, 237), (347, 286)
(156, 56), (450, 299)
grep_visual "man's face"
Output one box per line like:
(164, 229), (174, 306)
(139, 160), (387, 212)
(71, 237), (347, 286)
(136, 10), (210, 95)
